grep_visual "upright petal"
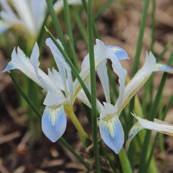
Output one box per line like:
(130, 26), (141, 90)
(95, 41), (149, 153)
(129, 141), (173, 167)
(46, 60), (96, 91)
(42, 106), (67, 142)
(47, 68), (64, 91)
(3, 47), (41, 85)
(74, 39), (128, 101)
(97, 60), (110, 102)
(43, 91), (65, 107)
(46, 38), (73, 97)
(117, 52), (157, 113)
(30, 0), (46, 33)
(30, 42), (40, 69)
(12, 0), (35, 35)
(80, 39), (128, 76)
(99, 117), (124, 154)
(46, 37), (67, 71)
(0, 0), (20, 25)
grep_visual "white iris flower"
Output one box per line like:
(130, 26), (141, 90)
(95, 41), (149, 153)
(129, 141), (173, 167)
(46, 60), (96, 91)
(0, 0), (46, 37)
(0, 0), (82, 37)
(3, 38), (79, 142)
(85, 40), (173, 154)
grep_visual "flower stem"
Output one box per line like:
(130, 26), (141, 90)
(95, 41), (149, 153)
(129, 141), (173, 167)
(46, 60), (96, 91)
(119, 149), (133, 173)
(87, 0), (101, 172)
(64, 104), (89, 143)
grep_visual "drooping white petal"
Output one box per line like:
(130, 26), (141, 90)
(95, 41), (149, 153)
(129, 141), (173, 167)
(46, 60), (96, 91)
(80, 39), (128, 77)
(99, 117), (124, 154)
(107, 45), (128, 60)
(128, 113), (173, 145)
(134, 115), (173, 136)
(41, 106), (67, 142)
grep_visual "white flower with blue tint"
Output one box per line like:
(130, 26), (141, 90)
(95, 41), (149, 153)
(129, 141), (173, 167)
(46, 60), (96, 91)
(3, 37), (89, 142)
(88, 40), (173, 154)
(77, 39), (128, 153)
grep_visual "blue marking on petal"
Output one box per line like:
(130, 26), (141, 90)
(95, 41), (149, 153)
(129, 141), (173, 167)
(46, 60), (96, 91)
(108, 45), (128, 60)
(158, 64), (173, 73)
(41, 107), (67, 142)
(99, 118), (124, 154)
(3, 63), (15, 72)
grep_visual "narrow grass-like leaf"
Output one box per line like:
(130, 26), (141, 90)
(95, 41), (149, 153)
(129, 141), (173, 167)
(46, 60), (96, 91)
(46, 0), (65, 44)
(132, 0), (150, 74)
(150, 0), (156, 51)
(74, 10), (88, 44)
(87, 0), (100, 172)
(10, 73), (40, 118)
(63, 0), (78, 67)
(119, 149), (133, 173)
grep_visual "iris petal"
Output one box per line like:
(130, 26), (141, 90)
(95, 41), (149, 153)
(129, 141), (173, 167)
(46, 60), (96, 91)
(99, 118), (124, 154)
(97, 60), (110, 102)
(108, 45), (128, 60)
(41, 107), (67, 142)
